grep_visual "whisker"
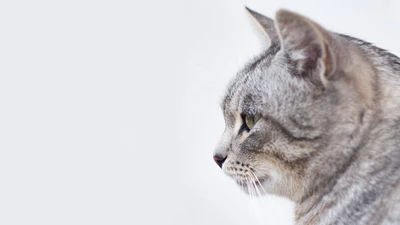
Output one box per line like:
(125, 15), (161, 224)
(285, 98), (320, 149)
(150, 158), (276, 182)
(246, 175), (258, 205)
(236, 175), (243, 192)
(251, 172), (268, 207)
(247, 171), (261, 198)
(244, 175), (253, 203)
(250, 170), (267, 195)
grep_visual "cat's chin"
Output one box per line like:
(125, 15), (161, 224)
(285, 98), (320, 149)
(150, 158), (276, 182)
(235, 177), (269, 196)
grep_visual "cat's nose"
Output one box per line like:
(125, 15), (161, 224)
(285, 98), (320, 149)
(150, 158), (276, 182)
(213, 155), (227, 168)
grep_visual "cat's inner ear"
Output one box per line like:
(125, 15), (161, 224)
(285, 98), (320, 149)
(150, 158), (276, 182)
(245, 7), (280, 48)
(275, 9), (336, 86)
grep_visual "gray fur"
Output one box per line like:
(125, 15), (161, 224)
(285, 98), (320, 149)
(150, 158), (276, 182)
(214, 8), (400, 225)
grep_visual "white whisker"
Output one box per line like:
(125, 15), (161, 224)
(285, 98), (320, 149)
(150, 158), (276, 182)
(250, 170), (267, 196)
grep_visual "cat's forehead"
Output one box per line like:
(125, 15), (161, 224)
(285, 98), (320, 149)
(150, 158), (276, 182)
(221, 46), (281, 112)
(221, 50), (311, 119)
(222, 56), (290, 110)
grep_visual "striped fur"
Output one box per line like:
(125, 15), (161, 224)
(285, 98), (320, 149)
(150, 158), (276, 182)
(214, 8), (400, 225)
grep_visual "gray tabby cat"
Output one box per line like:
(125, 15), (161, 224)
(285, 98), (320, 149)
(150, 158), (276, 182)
(213, 8), (400, 225)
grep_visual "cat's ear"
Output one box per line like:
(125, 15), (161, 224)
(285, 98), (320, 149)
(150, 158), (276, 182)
(275, 9), (336, 86)
(245, 7), (280, 48)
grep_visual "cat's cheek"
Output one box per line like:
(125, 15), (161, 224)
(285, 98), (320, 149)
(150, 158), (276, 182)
(250, 157), (300, 196)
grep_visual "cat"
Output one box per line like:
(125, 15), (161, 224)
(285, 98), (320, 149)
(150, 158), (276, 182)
(213, 8), (400, 225)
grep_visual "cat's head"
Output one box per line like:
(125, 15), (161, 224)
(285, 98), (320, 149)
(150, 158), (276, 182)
(214, 9), (375, 200)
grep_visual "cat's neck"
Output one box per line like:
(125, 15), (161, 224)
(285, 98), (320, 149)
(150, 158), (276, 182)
(294, 130), (400, 225)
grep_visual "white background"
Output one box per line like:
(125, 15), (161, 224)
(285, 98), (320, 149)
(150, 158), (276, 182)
(1, 0), (399, 225)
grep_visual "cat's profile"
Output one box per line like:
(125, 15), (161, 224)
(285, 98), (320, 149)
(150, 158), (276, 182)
(213, 8), (400, 225)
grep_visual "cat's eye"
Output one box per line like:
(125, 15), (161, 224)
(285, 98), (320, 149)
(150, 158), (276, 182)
(244, 114), (260, 130)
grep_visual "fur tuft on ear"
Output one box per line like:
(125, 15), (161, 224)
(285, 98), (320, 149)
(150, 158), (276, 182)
(245, 7), (280, 48)
(275, 9), (336, 86)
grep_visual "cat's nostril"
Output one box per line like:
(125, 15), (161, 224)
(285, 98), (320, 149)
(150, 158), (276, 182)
(213, 155), (227, 168)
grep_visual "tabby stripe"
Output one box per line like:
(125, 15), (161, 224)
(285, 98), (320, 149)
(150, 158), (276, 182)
(269, 117), (321, 142)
